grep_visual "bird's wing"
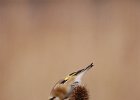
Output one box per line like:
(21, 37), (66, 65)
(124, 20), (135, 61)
(50, 79), (64, 95)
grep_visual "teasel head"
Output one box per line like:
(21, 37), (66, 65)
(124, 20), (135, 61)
(69, 85), (89, 100)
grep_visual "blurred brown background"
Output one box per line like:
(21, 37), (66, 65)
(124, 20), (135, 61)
(0, 0), (140, 100)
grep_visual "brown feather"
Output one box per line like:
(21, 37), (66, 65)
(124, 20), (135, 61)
(52, 86), (67, 99)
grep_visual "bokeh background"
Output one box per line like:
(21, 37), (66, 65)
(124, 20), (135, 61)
(0, 0), (140, 100)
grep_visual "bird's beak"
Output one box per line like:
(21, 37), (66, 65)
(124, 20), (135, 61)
(75, 63), (94, 75)
(84, 63), (94, 71)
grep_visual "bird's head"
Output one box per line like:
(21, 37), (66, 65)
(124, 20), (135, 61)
(65, 63), (94, 83)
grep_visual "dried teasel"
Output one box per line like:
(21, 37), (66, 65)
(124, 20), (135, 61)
(69, 86), (89, 100)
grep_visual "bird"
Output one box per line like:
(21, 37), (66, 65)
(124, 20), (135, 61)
(49, 63), (94, 100)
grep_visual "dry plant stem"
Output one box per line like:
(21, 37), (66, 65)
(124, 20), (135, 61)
(69, 86), (89, 100)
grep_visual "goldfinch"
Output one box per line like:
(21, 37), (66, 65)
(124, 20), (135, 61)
(49, 63), (94, 100)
